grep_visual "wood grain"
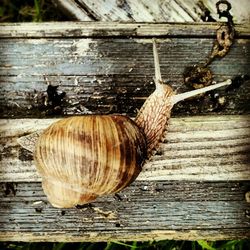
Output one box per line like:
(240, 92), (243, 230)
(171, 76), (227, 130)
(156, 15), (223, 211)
(53, 0), (250, 23)
(1, 37), (249, 117)
(1, 115), (249, 183)
(0, 22), (250, 38)
(0, 181), (249, 241)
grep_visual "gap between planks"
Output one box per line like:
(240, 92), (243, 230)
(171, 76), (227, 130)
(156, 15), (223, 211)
(0, 115), (249, 182)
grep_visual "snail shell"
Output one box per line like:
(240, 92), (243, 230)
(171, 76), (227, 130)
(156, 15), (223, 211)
(34, 115), (147, 208)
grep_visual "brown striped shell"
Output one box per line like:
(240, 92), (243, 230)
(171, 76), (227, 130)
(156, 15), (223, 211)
(34, 115), (147, 208)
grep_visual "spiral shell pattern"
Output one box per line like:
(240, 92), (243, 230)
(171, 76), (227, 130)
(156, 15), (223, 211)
(34, 115), (147, 208)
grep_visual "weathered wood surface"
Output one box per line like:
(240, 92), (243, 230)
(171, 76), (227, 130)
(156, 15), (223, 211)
(0, 115), (250, 183)
(0, 181), (249, 241)
(0, 22), (250, 241)
(54, 0), (250, 23)
(0, 23), (250, 118)
(1, 22), (250, 37)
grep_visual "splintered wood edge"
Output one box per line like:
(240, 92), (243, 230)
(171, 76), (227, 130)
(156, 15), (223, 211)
(0, 115), (249, 182)
(0, 22), (249, 38)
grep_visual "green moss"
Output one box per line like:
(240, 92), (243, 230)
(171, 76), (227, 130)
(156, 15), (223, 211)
(0, 0), (68, 22)
(0, 240), (249, 250)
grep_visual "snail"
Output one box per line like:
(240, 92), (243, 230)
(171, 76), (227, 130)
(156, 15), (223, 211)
(18, 40), (232, 208)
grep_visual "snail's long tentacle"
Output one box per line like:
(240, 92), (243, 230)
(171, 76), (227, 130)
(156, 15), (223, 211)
(171, 79), (232, 105)
(153, 39), (162, 85)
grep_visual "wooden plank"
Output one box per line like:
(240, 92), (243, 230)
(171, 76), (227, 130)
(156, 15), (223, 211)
(1, 115), (249, 183)
(1, 37), (249, 117)
(54, 0), (250, 23)
(0, 181), (249, 241)
(0, 22), (250, 38)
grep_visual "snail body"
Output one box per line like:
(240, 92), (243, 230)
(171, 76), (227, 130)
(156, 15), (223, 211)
(18, 40), (231, 208)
